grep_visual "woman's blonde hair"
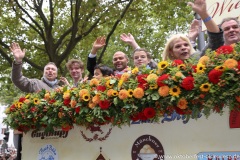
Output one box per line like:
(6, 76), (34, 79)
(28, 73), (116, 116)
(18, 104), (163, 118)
(162, 34), (195, 61)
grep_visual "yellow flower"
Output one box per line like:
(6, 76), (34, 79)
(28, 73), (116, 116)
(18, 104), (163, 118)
(5, 108), (10, 114)
(89, 78), (99, 86)
(79, 89), (89, 98)
(33, 98), (40, 105)
(177, 98), (188, 109)
(196, 63), (206, 74)
(44, 92), (50, 100)
(200, 83), (211, 92)
(121, 73), (130, 81)
(177, 64), (186, 70)
(158, 86), (169, 97)
(147, 73), (158, 82)
(112, 90), (118, 97)
(223, 59), (238, 69)
(132, 67), (139, 74)
(82, 93), (90, 102)
(158, 61), (168, 70)
(198, 55), (210, 65)
(133, 88), (144, 99)
(149, 84), (158, 90)
(118, 89), (129, 100)
(128, 89), (134, 98)
(118, 79), (124, 89)
(25, 94), (30, 99)
(63, 91), (70, 100)
(214, 66), (226, 72)
(17, 102), (23, 109)
(106, 80), (114, 88)
(169, 86), (181, 97)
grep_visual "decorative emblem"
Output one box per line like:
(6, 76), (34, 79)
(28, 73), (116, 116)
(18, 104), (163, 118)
(38, 144), (58, 160)
(132, 135), (164, 160)
(80, 124), (112, 142)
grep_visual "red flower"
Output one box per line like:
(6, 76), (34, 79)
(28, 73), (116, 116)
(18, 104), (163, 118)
(192, 65), (197, 73)
(143, 107), (156, 119)
(181, 76), (195, 90)
(30, 107), (37, 112)
(75, 106), (80, 114)
(49, 99), (56, 104)
(62, 124), (72, 131)
(208, 69), (223, 84)
(172, 59), (184, 66)
(157, 74), (169, 86)
(137, 74), (148, 90)
(130, 113), (140, 121)
(97, 85), (106, 92)
(10, 105), (16, 112)
(216, 45), (233, 54)
(19, 97), (26, 102)
(99, 100), (111, 110)
(138, 112), (148, 121)
(63, 99), (71, 106)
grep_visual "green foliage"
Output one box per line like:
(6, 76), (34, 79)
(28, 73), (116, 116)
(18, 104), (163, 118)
(0, 0), (194, 104)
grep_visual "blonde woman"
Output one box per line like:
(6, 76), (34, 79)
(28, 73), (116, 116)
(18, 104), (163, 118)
(162, 34), (200, 61)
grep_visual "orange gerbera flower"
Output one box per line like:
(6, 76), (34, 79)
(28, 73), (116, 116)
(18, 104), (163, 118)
(198, 55), (210, 65)
(158, 86), (170, 97)
(133, 88), (144, 99)
(118, 89), (129, 100)
(223, 59), (238, 69)
(89, 78), (99, 86)
(177, 98), (188, 109)
(92, 94), (100, 104)
(107, 89), (114, 97)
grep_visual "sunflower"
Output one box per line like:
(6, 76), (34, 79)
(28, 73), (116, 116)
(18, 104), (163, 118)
(196, 63), (206, 74)
(128, 89), (134, 97)
(158, 61), (168, 70)
(200, 83), (211, 92)
(106, 80), (114, 88)
(112, 90), (118, 97)
(33, 98), (40, 105)
(118, 79), (123, 89)
(149, 84), (158, 90)
(214, 66), (226, 72)
(169, 86), (181, 97)
(82, 93), (90, 102)
(17, 102), (23, 109)
(177, 64), (186, 70)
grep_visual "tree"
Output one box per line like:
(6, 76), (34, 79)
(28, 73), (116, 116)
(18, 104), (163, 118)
(0, 0), (194, 104)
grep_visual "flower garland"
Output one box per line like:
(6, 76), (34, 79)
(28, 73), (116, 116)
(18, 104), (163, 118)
(3, 43), (240, 133)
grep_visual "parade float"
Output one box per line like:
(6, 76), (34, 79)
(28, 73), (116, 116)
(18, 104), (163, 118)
(3, 43), (240, 159)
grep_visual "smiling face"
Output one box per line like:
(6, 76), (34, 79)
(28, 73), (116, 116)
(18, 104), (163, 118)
(221, 20), (240, 45)
(44, 64), (58, 81)
(133, 50), (150, 67)
(170, 38), (191, 60)
(112, 51), (128, 71)
(69, 63), (83, 82)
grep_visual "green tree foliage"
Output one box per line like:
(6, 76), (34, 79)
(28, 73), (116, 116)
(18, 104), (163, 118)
(0, 0), (194, 105)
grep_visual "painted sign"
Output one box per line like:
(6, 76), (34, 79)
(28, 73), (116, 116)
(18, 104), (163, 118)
(203, 0), (240, 30)
(131, 135), (164, 160)
(38, 144), (58, 160)
(31, 129), (68, 139)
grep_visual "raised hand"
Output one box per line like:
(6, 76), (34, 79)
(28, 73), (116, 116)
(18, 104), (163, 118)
(188, 0), (207, 17)
(188, 19), (201, 41)
(9, 42), (26, 63)
(91, 36), (106, 55)
(120, 33), (140, 50)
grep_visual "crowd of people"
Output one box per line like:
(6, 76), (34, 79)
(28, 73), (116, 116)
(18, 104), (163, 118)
(10, 0), (240, 94)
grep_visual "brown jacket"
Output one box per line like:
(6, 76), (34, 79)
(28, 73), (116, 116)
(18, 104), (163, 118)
(11, 63), (59, 93)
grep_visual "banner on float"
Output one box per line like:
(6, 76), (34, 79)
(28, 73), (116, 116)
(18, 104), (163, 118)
(203, 0), (240, 31)
(198, 151), (240, 160)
